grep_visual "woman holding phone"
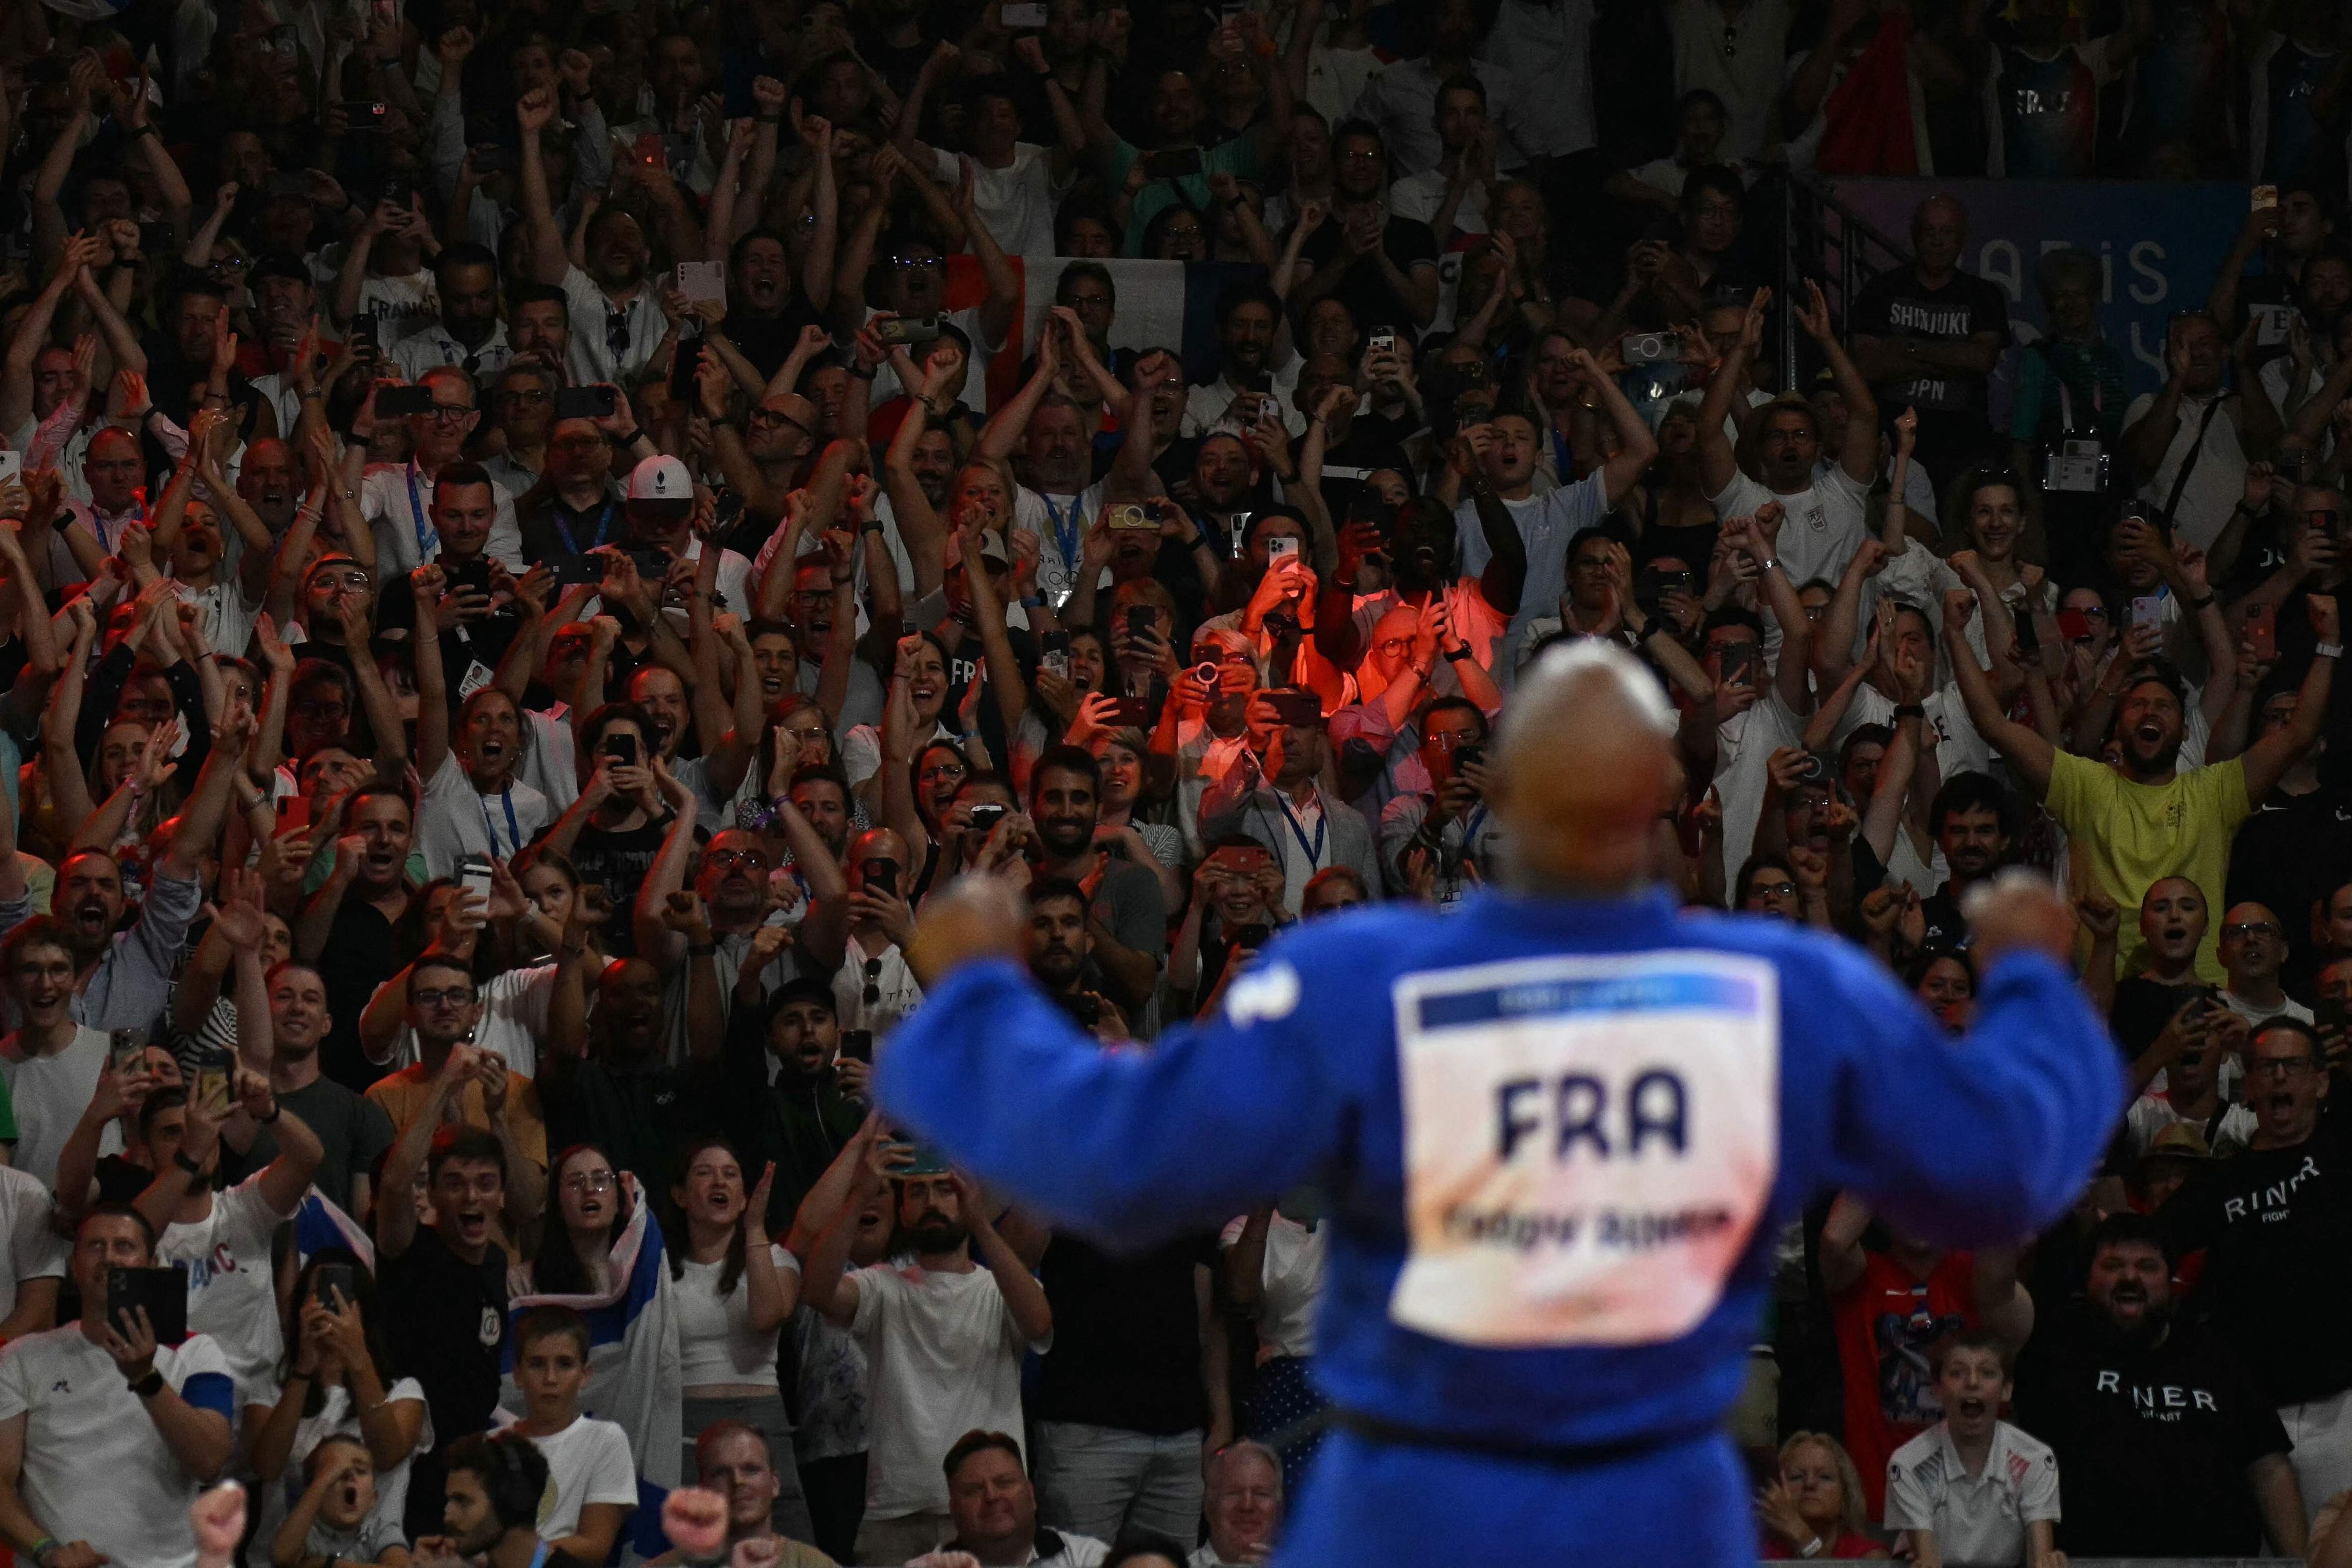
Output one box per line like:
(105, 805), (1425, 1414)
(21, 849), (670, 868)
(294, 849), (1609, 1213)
(250, 1249), (431, 1546)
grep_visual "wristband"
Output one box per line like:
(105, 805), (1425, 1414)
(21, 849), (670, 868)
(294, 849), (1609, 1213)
(173, 1148), (207, 1176)
(1020, 594), (1046, 610)
(687, 943), (718, 958)
(1797, 1540), (1823, 1560)
(1443, 646), (1472, 662)
(2187, 592), (2215, 610)
(1891, 702), (1926, 720)
(2320, 641), (2344, 660)
(607, 427), (644, 446)
(132, 123), (159, 140)
(847, 365), (876, 380)
(258, 1100), (282, 1124)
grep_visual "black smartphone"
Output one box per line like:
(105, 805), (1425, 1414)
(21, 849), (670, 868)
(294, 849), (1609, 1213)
(445, 557), (494, 597)
(346, 316), (380, 357)
(1123, 606), (1155, 636)
(312, 1262), (357, 1311)
(193, 1044), (235, 1112)
(554, 385), (619, 422)
(1058, 991), (1101, 1028)
(862, 858), (900, 898)
(838, 1028), (874, 1064)
(967, 803), (1007, 835)
(551, 552), (602, 586)
(1142, 147), (1204, 179)
(1108, 696), (1152, 728)
(1231, 922), (1270, 950)
(1719, 641), (1762, 689)
(628, 547), (673, 583)
(1267, 690), (1323, 726)
(354, 101), (389, 129)
(2012, 607), (2042, 658)
(670, 334), (703, 401)
(108, 1265), (189, 1345)
(1455, 743), (1485, 772)
(1796, 752), (1830, 785)
(602, 732), (639, 765)
(375, 384), (435, 418)
(108, 1029), (146, 1074)
(713, 489), (744, 533)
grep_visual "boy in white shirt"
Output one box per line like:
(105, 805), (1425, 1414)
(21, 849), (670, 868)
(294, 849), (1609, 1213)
(500, 1307), (637, 1564)
(1885, 1329), (2063, 1568)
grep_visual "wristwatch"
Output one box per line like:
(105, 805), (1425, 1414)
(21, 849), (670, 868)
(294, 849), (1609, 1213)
(172, 1148), (207, 1177)
(126, 1368), (165, 1399)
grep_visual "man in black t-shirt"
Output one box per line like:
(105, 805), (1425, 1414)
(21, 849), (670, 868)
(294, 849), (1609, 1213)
(225, 961), (393, 1217)
(2161, 1017), (2352, 1527)
(1917, 772), (2017, 951)
(2014, 1211), (2304, 1557)
(1850, 196), (2009, 490)
(1033, 1228), (1224, 1547)
(1291, 121), (1438, 340)
(376, 1109), (519, 1540)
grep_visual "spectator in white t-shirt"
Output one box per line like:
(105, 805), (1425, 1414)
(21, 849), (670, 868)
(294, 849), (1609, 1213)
(2220, 902), (2313, 1031)
(1695, 282), (1881, 597)
(499, 1307), (639, 1565)
(0, 920), (115, 1188)
(1387, 75), (1498, 245)
(1885, 1330), (2063, 1568)
(131, 1069), (323, 1435)
(0, 1203), (236, 1568)
(800, 1125), (1053, 1566)
(0, 1165), (64, 1343)
(903, 66), (1082, 262)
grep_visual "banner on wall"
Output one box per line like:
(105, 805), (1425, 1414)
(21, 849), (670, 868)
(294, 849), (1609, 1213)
(1822, 178), (2256, 407)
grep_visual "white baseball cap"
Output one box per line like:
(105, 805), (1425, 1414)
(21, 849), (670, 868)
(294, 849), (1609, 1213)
(627, 454), (691, 502)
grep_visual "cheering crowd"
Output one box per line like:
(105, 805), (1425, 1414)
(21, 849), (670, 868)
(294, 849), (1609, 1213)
(0, 0), (2340, 1564)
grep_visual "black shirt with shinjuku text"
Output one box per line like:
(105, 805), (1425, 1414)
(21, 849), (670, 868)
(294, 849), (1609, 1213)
(2014, 1302), (2290, 1557)
(2159, 1095), (2352, 1405)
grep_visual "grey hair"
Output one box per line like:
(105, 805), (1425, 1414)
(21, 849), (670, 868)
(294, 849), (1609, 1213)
(1524, 638), (1678, 737)
(1207, 1440), (1284, 1499)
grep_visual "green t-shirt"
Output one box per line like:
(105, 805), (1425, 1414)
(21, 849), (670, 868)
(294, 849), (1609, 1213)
(1107, 136), (1262, 256)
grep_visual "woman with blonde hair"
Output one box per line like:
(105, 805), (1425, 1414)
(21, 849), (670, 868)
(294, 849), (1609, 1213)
(1758, 1430), (1888, 1559)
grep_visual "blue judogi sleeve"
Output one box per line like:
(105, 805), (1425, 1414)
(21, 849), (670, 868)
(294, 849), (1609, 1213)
(876, 954), (1347, 1242)
(1776, 937), (2123, 1248)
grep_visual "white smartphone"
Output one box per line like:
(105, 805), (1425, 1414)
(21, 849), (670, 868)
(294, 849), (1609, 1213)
(2130, 596), (2164, 635)
(1267, 536), (1298, 564)
(675, 260), (726, 302)
(0, 451), (22, 484)
(459, 855), (495, 905)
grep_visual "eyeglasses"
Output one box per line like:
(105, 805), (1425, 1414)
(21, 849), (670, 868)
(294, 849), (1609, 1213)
(784, 724), (828, 742)
(1749, 880), (1798, 899)
(412, 987), (476, 1008)
(918, 760), (968, 783)
(1372, 637), (1414, 656)
(293, 700), (349, 720)
(421, 402), (476, 424)
(2247, 1056), (2317, 1078)
(497, 387), (552, 406)
(2223, 921), (2282, 940)
(706, 848), (769, 871)
(562, 1169), (618, 1192)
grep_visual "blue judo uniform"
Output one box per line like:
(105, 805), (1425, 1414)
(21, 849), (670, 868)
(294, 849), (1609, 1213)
(876, 886), (2122, 1566)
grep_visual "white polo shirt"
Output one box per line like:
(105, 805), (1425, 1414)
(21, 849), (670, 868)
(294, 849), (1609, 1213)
(1885, 1419), (2060, 1567)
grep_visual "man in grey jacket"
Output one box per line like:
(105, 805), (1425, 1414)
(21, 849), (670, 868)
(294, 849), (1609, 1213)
(1205, 694), (1381, 917)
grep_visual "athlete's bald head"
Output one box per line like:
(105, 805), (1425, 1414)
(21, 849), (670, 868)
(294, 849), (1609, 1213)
(1488, 641), (1682, 895)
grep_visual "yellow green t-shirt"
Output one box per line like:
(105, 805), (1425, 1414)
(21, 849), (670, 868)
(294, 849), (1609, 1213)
(2044, 750), (2251, 981)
